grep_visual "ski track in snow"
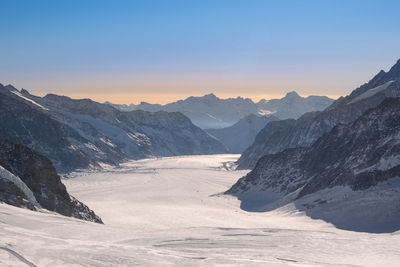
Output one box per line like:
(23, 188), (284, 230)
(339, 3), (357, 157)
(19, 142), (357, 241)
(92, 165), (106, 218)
(0, 247), (37, 267)
(1, 154), (400, 266)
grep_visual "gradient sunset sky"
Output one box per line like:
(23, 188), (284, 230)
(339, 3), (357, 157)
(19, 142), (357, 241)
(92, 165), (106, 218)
(1, 0), (399, 104)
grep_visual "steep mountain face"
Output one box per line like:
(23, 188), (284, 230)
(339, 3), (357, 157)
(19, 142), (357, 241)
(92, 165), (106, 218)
(0, 84), (227, 172)
(0, 138), (102, 223)
(206, 114), (279, 153)
(107, 93), (333, 129)
(256, 91), (333, 119)
(227, 98), (400, 232)
(0, 170), (36, 211)
(238, 59), (400, 169)
(0, 85), (97, 171)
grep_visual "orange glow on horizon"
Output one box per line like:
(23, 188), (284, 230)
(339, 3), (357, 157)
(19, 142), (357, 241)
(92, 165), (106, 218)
(41, 92), (341, 105)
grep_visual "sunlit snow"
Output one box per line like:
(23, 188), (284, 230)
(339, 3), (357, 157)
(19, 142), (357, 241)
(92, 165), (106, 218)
(1, 155), (399, 266)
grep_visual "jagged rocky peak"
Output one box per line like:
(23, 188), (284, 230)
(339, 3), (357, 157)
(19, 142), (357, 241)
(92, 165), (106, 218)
(347, 58), (400, 102)
(20, 88), (30, 95)
(0, 137), (102, 223)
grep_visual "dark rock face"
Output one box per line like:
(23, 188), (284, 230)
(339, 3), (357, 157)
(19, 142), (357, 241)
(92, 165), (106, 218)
(0, 84), (227, 172)
(227, 98), (400, 199)
(206, 114), (279, 153)
(237, 59), (400, 169)
(0, 178), (36, 211)
(0, 86), (95, 172)
(0, 138), (103, 223)
(298, 97), (400, 197)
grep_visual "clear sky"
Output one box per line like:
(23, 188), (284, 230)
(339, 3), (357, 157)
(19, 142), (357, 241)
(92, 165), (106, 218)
(1, 0), (399, 104)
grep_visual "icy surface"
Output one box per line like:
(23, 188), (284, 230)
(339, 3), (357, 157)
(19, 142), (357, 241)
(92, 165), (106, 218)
(1, 155), (400, 266)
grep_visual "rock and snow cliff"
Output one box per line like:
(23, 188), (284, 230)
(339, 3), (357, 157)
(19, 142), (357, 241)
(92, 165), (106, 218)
(0, 138), (102, 223)
(227, 97), (400, 232)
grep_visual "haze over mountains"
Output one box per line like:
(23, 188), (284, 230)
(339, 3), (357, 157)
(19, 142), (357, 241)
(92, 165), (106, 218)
(206, 114), (279, 153)
(107, 92), (334, 129)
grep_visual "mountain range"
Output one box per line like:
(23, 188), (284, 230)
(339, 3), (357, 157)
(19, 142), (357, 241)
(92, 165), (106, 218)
(0, 85), (227, 172)
(227, 59), (400, 232)
(107, 92), (334, 129)
(238, 59), (400, 169)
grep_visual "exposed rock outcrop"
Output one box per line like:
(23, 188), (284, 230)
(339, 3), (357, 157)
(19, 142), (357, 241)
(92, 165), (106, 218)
(0, 138), (103, 223)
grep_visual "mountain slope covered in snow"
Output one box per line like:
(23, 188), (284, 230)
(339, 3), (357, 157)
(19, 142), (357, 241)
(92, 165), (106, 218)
(0, 84), (227, 171)
(238, 59), (400, 169)
(227, 97), (400, 232)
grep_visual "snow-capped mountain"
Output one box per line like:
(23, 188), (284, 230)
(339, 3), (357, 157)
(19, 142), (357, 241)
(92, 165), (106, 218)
(238, 59), (400, 169)
(206, 114), (279, 153)
(0, 84), (227, 172)
(0, 137), (102, 223)
(256, 91), (333, 119)
(107, 93), (333, 129)
(227, 97), (400, 232)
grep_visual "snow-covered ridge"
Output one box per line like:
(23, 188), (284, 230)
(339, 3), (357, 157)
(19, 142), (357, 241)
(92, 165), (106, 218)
(11, 90), (49, 110)
(348, 80), (395, 104)
(0, 165), (40, 208)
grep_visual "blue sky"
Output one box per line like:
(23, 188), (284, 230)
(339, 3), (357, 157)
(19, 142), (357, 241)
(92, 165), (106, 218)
(1, 0), (399, 103)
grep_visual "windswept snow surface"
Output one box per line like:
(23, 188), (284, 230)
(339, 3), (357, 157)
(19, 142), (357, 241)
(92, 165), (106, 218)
(1, 155), (400, 266)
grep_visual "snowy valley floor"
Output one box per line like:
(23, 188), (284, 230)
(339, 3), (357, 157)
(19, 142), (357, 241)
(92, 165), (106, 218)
(1, 154), (400, 266)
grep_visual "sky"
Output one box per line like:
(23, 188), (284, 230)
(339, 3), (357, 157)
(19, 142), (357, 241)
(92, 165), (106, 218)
(1, 0), (399, 104)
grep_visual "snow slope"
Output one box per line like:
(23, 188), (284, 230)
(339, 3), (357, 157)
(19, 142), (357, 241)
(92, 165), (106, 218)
(1, 155), (400, 266)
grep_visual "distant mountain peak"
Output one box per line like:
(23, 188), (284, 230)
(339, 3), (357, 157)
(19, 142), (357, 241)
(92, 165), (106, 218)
(284, 91), (301, 98)
(203, 93), (217, 99)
